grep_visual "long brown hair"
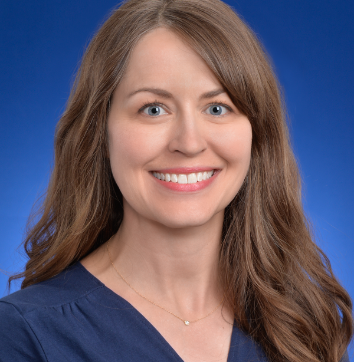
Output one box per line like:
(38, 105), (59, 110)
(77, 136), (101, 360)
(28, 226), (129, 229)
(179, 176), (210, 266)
(9, 0), (353, 361)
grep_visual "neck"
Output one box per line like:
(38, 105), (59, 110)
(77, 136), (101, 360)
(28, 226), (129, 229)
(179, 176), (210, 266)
(108, 202), (225, 312)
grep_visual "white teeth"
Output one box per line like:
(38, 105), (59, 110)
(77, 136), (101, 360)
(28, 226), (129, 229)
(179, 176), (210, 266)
(178, 174), (188, 184)
(187, 173), (197, 184)
(153, 170), (215, 184)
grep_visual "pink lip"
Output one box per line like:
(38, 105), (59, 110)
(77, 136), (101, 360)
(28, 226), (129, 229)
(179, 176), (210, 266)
(150, 169), (221, 192)
(152, 167), (216, 174)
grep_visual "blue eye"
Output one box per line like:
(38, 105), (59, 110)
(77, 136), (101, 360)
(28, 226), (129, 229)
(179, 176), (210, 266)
(206, 104), (229, 116)
(139, 101), (231, 117)
(141, 103), (168, 116)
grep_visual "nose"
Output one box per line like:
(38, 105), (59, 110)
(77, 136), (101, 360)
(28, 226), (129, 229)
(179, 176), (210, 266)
(168, 111), (207, 157)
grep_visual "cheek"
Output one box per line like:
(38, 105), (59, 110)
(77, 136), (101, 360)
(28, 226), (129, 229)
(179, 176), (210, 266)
(212, 120), (252, 169)
(107, 123), (152, 200)
(108, 125), (143, 168)
(107, 122), (167, 173)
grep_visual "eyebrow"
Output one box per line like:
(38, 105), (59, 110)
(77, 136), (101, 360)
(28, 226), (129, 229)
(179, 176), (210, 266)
(127, 87), (226, 100)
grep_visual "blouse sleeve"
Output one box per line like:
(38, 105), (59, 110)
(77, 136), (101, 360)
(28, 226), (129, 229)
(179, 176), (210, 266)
(0, 301), (48, 362)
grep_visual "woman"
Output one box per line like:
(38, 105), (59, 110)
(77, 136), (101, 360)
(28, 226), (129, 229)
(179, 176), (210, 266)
(0, 0), (352, 361)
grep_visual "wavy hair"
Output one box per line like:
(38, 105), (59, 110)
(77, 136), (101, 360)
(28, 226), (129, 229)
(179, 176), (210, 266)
(9, 0), (353, 361)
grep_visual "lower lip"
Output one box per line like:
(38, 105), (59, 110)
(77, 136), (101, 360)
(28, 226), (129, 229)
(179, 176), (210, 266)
(150, 170), (220, 192)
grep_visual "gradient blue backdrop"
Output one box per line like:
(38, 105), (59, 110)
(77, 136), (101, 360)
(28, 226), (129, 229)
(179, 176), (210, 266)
(1, 0), (353, 358)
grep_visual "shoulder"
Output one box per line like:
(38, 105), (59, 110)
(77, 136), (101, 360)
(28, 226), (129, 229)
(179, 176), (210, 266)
(0, 263), (103, 361)
(0, 301), (51, 361)
(0, 262), (102, 313)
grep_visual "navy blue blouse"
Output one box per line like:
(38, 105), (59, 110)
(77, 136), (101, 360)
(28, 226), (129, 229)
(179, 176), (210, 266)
(0, 263), (349, 362)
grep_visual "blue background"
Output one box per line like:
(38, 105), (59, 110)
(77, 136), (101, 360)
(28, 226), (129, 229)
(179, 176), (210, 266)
(0, 0), (353, 357)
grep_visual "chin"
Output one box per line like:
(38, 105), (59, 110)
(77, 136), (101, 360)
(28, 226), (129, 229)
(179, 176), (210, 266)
(151, 209), (222, 230)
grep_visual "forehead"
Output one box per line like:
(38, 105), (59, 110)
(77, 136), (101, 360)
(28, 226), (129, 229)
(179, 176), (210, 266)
(117, 27), (222, 93)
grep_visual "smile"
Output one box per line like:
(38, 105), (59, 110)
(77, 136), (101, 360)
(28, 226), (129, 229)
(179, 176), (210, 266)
(152, 170), (215, 184)
(150, 168), (220, 192)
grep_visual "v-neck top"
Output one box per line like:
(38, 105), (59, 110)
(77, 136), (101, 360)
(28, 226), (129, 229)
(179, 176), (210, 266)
(0, 263), (276, 361)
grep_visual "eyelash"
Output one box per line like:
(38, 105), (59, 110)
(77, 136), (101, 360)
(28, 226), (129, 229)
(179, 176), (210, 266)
(138, 100), (233, 116)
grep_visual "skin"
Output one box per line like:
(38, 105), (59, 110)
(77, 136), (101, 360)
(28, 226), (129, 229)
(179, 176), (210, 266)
(81, 27), (252, 362)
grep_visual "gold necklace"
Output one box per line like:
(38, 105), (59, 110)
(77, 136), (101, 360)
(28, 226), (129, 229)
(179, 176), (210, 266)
(106, 240), (225, 326)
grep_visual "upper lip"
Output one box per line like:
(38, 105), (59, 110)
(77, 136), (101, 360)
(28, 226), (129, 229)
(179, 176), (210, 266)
(151, 167), (218, 174)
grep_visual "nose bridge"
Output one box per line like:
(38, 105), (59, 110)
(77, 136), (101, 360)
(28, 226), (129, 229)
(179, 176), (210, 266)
(169, 107), (207, 156)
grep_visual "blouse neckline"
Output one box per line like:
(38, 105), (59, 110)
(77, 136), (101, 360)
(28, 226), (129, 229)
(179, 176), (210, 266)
(77, 261), (237, 361)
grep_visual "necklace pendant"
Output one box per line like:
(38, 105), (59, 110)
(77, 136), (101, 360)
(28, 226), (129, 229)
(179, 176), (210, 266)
(184, 320), (190, 326)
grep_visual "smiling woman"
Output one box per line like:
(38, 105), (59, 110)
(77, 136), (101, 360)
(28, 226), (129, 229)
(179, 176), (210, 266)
(0, 0), (352, 362)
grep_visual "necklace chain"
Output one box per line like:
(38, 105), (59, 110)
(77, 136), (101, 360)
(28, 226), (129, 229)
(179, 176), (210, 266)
(106, 240), (225, 326)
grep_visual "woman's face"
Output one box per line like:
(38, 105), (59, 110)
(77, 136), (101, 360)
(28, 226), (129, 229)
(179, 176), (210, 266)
(108, 27), (252, 228)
